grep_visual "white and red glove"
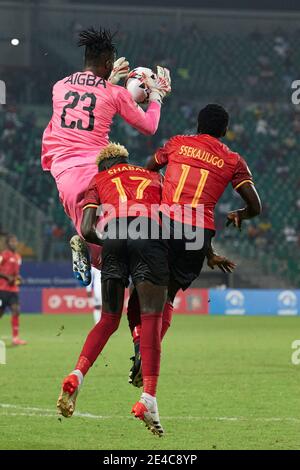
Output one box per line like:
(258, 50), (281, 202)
(108, 57), (130, 85)
(143, 66), (171, 104)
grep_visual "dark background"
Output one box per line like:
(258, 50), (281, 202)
(69, 0), (300, 11)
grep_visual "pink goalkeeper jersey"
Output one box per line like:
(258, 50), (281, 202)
(41, 71), (161, 178)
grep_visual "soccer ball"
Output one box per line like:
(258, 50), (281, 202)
(125, 67), (155, 104)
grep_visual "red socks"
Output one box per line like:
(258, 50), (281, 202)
(130, 301), (174, 345)
(132, 325), (141, 344)
(75, 312), (120, 376)
(74, 305), (164, 397)
(11, 314), (19, 338)
(140, 312), (162, 396)
(161, 302), (174, 340)
(143, 376), (159, 397)
(75, 356), (91, 376)
(131, 302), (174, 396)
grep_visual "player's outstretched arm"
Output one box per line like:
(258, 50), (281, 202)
(116, 88), (161, 135)
(116, 67), (171, 136)
(226, 183), (262, 231)
(81, 207), (103, 246)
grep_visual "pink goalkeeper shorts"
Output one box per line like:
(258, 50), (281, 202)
(54, 164), (102, 269)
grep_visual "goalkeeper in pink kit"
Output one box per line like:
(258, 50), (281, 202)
(41, 28), (171, 284)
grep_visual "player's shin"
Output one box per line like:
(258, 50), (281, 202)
(134, 281), (166, 396)
(131, 310), (164, 436)
(73, 279), (124, 380)
(57, 311), (121, 417)
(128, 294), (174, 344)
(128, 298), (173, 387)
(161, 301), (174, 340)
(11, 311), (27, 346)
(127, 288), (141, 341)
(127, 288), (143, 386)
(140, 311), (162, 397)
(11, 313), (19, 339)
(76, 311), (121, 376)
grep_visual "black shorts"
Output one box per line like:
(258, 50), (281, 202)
(101, 217), (169, 287)
(166, 218), (215, 291)
(0, 291), (19, 311)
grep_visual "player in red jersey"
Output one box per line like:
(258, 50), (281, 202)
(0, 234), (27, 346)
(128, 104), (261, 386)
(57, 143), (168, 436)
(41, 28), (171, 286)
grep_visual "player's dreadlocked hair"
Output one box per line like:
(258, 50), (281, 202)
(96, 142), (129, 171)
(197, 104), (229, 138)
(78, 27), (116, 65)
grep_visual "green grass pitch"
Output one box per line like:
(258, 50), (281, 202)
(0, 313), (299, 450)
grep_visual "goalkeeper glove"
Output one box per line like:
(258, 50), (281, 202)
(144, 66), (171, 104)
(108, 57), (130, 85)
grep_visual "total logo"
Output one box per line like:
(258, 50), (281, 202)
(278, 290), (298, 316)
(48, 294), (94, 310)
(225, 290), (245, 315)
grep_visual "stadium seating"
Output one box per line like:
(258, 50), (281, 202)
(0, 27), (299, 284)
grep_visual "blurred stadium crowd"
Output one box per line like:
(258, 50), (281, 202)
(0, 23), (299, 285)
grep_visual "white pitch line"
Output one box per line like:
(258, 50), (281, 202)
(1, 403), (300, 423)
(0, 403), (54, 413)
(0, 403), (112, 420)
(0, 412), (57, 418)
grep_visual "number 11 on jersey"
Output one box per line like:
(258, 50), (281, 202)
(173, 164), (209, 208)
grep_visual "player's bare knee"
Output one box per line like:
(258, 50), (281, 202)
(136, 281), (167, 314)
(102, 279), (124, 314)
